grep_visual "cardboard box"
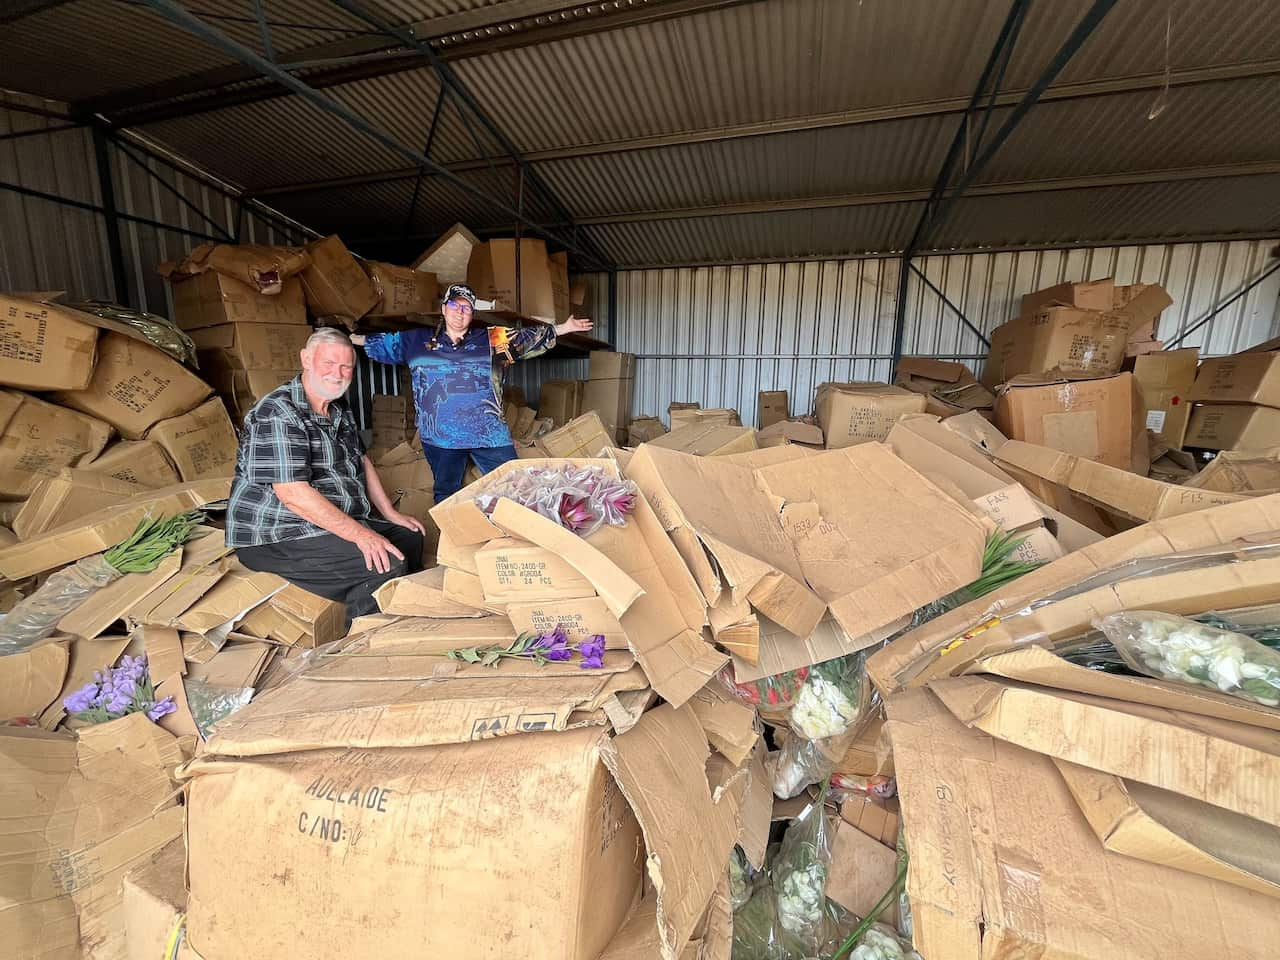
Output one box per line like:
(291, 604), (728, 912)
(582, 377), (634, 442)
(1186, 448), (1280, 494)
(1133, 347), (1200, 449)
(0, 640), (68, 721)
(539, 379), (584, 427)
(411, 223), (479, 285)
(299, 234), (379, 322)
(0, 295), (98, 391)
(625, 416), (667, 445)
(13, 468), (137, 540)
(474, 536), (597, 606)
(536, 412), (614, 458)
(757, 390), (788, 428)
(81, 439), (180, 488)
(1191, 351), (1280, 408)
(169, 271), (307, 330)
(982, 307), (1129, 388)
(373, 565), (488, 617)
(815, 382), (928, 449)
(53, 331), (213, 439)
(588, 350), (636, 381)
(188, 322), (310, 371)
(1020, 277), (1116, 315)
(121, 839), (187, 960)
(159, 242), (309, 295)
(1186, 403), (1280, 451)
(146, 397), (239, 481)
(756, 419), (824, 448)
(467, 238), (558, 322)
(1, 715), (184, 960)
(549, 251), (571, 322)
(994, 373), (1149, 473)
(0, 389), (112, 499)
(362, 261), (438, 316)
(886, 686), (1280, 960)
(669, 406), (738, 432)
(895, 358), (995, 418)
(646, 422), (757, 457)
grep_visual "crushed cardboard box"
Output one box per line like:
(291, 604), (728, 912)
(669, 406), (739, 432)
(894, 358), (994, 418)
(756, 419), (824, 448)
(12, 469), (137, 540)
(299, 234), (379, 322)
(626, 416), (667, 445)
(169, 271), (307, 330)
(158, 242), (309, 296)
(1020, 277), (1116, 315)
(645, 422), (757, 457)
(1186, 447), (1280, 493)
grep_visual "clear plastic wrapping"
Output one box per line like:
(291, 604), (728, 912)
(841, 923), (923, 960)
(723, 663), (811, 725)
(0, 555), (120, 655)
(1096, 610), (1280, 707)
(772, 788), (834, 949)
(470, 464), (637, 537)
(772, 729), (858, 800)
(729, 845), (758, 911)
(184, 679), (254, 738)
(790, 653), (868, 741)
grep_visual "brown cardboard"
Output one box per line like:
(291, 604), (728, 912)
(1133, 347), (1200, 449)
(467, 238), (558, 322)
(435, 527), (482, 574)
(264, 585), (344, 648)
(53, 332), (212, 439)
(1186, 403), (1280, 451)
(756, 419), (824, 448)
(1055, 760), (1280, 899)
(626, 416), (667, 445)
(374, 446), (433, 497)
(815, 382), (927, 448)
(121, 840), (187, 960)
(185, 721), (643, 960)
(669, 407), (740, 432)
(0, 640), (68, 721)
(982, 308), (1129, 389)
(1186, 447), (1280, 493)
(885, 686), (1280, 960)
(538, 379), (584, 427)
(506, 595), (627, 647)
(443, 565), (489, 610)
(169, 271), (306, 330)
(895, 359), (995, 417)
(994, 373), (1149, 472)
(299, 234), (379, 321)
(1020, 277), (1116, 315)
(0, 478), (230, 579)
(0, 295), (98, 390)
(159, 242), (309, 295)
(994, 440), (1245, 525)
(583, 376), (634, 442)
(0, 715), (184, 960)
(146, 397), (238, 481)
(757, 390), (789, 428)
(474, 536), (598, 606)
(827, 821), (900, 927)
(646, 423), (757, 457)
(1191, 351), (1280, 408)
(58, 552), (184, 642)
(81, 439), (180, 489)
(731, 614), (902, 683)
(933, 675), (1280, 825)
(197, 353), (294, 422)
(362, 261), (438, 316)
(589, 350), (637, 381)
(187, 321), (310, 371)
(373, 565), (488, 617)
(549, 251), (571, 322)
(37, 634), (131, 729)
(0, 390), (112, 499)
(687, 681), (759, 767)
(411, 222), (480, 284)
(600, 703), (741, 959)
(837, 789), (899, 839)
(13, 469), (136, 540)
(536, 411), (614, 458)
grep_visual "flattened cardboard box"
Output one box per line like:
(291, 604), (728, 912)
(0, 295), (97, 391)
(53, 331), (212, 439)
(815, 382), (927, 448)
(169, 270), (306, 330)
(299, 234), (379, 321)
(0, 389), (112, 499)
(146, 396), (238, 481)
(474, 536), (598, 605)
(12, 468), (136, 540)
(886, 686), (1280, 960)
(1186, 402), (1280, 451)
(81, 439), (180, 489)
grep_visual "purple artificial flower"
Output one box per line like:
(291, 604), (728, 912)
(146, 697), (176, 721)
(63, 683), (99, 715)
(578, 634), (606, 670)
(544, 643), (574, 662)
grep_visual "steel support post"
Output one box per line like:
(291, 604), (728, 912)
(91, 126), (130, 304)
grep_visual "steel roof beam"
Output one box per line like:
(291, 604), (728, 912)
(83, 0), (757, 123)
(249, 58), (1280, 198)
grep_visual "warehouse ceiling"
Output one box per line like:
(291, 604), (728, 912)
(2, 0), (1279, 270)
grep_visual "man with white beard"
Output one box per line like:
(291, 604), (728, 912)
(227, 328), (425, 622)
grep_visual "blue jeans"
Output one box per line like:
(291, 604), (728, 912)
(422, 443), (517, 504)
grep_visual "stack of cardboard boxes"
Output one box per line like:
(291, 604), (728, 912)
(582, 350), (635, 444)
(1186, 346), (1280, 450)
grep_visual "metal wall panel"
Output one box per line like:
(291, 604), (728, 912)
(504, 239), (1280, 428)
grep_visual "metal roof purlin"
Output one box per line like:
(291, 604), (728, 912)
(133, 0), (611, 270)
(890, 0), (1120, 377)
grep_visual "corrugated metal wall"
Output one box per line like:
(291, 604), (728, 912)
(597, 239), (1279, 426)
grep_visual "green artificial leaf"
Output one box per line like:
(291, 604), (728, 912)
(481, 650), (502, 667)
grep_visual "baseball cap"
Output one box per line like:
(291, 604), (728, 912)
(442, 283), (477, 306)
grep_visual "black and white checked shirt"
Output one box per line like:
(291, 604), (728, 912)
(226, 376), (371, 547)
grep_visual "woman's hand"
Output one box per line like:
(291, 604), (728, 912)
(554, 316), (593, 336)
(349, 333), (367, 347)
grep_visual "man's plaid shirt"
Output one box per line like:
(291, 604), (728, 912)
(226, 376), (371, 548)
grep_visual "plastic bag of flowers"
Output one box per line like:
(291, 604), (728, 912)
(729, 845), (759, 911)
(1096, 609), (1280, 707)
(772, 785), (835, 950)
(722, 662), (811, 725)
(470, 464), (637, 537)
(768, 654), (871, 798)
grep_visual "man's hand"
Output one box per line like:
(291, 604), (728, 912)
(349, 334), (367, 347)
(554, 316), (593, 336)
(385, 509), (427, 536)
(351, 525), (405, 574)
